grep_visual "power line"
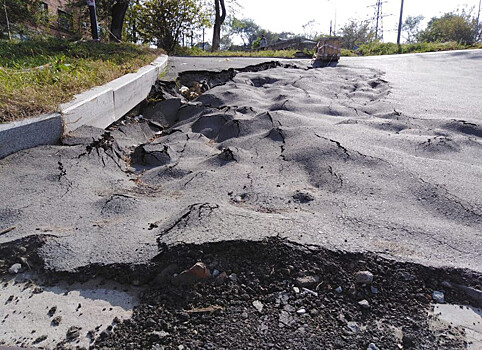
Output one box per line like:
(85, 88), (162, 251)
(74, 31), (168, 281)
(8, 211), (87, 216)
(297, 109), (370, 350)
(368, 0), (392, 41)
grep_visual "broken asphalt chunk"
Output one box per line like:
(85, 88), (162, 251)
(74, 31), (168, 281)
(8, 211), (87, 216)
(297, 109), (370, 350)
(172, 262), (211, 286)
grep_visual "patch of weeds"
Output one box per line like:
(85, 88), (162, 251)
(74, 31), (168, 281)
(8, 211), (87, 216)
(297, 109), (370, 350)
(0, 39), (164, 123)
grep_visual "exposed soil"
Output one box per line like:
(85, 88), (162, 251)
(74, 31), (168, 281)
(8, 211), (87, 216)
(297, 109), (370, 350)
(87, 238), (480, 350)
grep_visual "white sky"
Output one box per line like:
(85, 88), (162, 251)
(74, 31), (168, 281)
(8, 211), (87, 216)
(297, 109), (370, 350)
(235, 0), (481, 43)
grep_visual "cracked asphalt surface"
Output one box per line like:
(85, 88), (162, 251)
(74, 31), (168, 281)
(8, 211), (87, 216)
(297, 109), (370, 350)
(1, 50), (481, 274)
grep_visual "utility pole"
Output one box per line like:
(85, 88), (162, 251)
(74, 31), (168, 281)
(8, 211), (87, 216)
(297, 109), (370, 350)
(87, 0), (99, 41)
(397, 0), (404, 45)
(202, 27), (205, 51)
(327, 0), (337, 36)
(374, 0), (382, 41)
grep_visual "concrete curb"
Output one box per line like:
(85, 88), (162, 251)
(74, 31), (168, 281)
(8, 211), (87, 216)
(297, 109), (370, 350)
(0, 113), (63, 159)
(0, 55), (168, 159)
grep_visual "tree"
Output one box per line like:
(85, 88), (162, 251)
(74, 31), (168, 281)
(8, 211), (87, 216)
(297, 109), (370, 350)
(137, 0), (207, 53)
(212, 0), (226, 51)
(302, 19), (320, 40)
(110, 0), (129, 41)
(418, 10), (475, 44)
(402, 15), (424, 43)
(0, 0), (41, 39)
(123, 0), (141, 42)
(339, 19), (375, 49)
(228, 17), (259, 47)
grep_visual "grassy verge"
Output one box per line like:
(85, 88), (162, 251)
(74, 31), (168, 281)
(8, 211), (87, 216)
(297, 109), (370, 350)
(176, 41), (481, 60)
(354, 41), (482, 56)
(175, 46), (299, 58)
(0, 39), (163, 123)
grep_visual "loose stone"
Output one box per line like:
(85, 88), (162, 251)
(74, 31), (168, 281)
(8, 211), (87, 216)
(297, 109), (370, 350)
(8, 263), (22, 274)
(356, 271), (374, 285)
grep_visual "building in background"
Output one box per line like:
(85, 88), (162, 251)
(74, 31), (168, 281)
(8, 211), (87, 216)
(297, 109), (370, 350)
(38, 0), (82, 38)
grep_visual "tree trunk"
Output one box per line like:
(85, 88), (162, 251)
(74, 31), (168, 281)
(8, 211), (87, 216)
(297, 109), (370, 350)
(3, 0), (11, 40)
(212, 0), (226, 52)
(110, 0), (129, 42)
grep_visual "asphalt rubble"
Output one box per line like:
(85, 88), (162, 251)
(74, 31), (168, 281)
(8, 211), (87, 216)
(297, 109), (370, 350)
(1, 61), (481, 349)
(1, 236), (481, 350)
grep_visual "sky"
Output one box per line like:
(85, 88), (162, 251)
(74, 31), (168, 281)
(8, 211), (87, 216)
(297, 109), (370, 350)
(233, 0), (481, 43)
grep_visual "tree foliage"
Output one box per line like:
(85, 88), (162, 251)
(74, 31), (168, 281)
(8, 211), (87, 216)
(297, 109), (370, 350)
(418, 10), (475, 44)
(402, 15), (424, 43)
(1, 0), (42, 39)
(339, 19), (375, 49)
(137, 0), (207, 53)
(228, 17), (259, 47)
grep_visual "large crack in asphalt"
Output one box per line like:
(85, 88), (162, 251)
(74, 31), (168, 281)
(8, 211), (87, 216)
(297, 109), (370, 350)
(1, 61), (482, 348)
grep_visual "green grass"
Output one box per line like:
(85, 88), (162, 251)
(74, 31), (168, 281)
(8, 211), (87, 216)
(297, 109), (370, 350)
(176, 42), (481, 60)
(353, 41), (482, 56)
(174, 46), (300, 58)
(0, 39), (162, 123)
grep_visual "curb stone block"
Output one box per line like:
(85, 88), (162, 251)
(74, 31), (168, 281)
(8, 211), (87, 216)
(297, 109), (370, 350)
(0, 113), (62, 159)
(60, 85), (115, 133)
(0, 55), (168, 159)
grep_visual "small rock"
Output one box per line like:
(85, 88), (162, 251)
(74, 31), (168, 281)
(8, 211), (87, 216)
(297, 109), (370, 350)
(172, 262), (211, 286)
(66, 326), (81, 341)
(335, 286), (343, 294)
(367, 343), (380, 350)
(371, 286), (378, 294)
(149, 330), (169, 342)
(301, 287), (318, 297)
(215, 271), (228, 285)
(212, 269), (220, 277)
(32, 287), (44, 294)
(33, 335), (48, 344)
(458, 285), (482, 302)
(356, 271), (374, 285)
(279, 310), (294, 327)
(358, 299), (370, 309)
(8, 263), (22, 274)
(293, 286), (300, 294)
(432, 291), (445, 304)
(52, 316), (62, 326)
(283, 304), (296, 314)
(348, 283), (357, 296)
(252, 300), (263, 313)
(47, 306), (57, 317)
(310, 309), (319, 316)
(347, 321), (359, 334)
(296, 308), (306, 315)
(241, 311), (248, 319)
(229, 273), (238, 282)
(441, 281), (453, 288)
(295, 275), (320, 288)
(179, 86), (190, 95)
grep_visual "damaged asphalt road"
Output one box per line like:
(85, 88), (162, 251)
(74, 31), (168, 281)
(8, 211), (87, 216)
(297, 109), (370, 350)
(1, 52), (481, 273)
(0, 51), (481, 348)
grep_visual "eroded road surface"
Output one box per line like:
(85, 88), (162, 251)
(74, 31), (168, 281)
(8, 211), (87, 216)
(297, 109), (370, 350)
(1, 50), (481, 349)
